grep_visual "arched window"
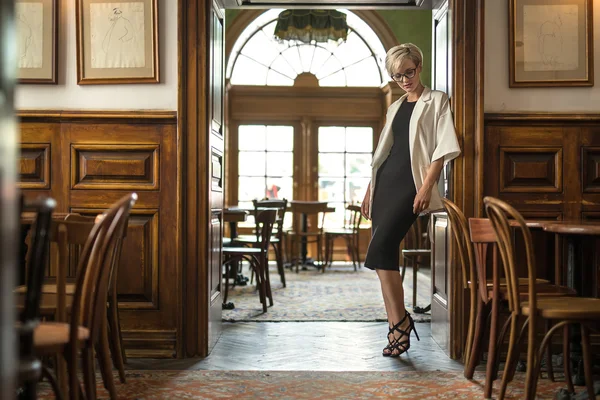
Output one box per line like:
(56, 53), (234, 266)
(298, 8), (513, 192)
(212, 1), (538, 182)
(226, 9), (388, 87)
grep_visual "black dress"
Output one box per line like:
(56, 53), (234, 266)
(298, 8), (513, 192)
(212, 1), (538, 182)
(364, 100), (418, 271)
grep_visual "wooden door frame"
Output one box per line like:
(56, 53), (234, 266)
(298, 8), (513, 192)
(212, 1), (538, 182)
(178, 0), (484, 358)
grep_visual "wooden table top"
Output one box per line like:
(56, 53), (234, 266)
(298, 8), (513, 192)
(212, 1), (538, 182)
(223, 208), (248, 223)
(468, 217), (600, 235)
(21, 212), (70, 224)
(543, 220), (600, 235)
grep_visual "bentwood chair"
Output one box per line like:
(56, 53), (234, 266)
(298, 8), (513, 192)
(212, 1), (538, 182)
(223, 209), (277, 312)
(468, 216), (577, 399)
(484, 196), (600, 400)
(15, 212), (130, 389)
(234, 198), (288, 287)
(20, 193), (135, 400)
(443, 198), (575, 398)
(324, 204), (362, 270)
(17, 196), (56, 400)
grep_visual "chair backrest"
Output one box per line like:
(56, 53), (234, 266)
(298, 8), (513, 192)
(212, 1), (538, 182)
(467, 217), (502, 302)
(346, 204), (362, 234)
(68, 194), (136, 351)
(254, 198), (287, 239)
(20, 197), (56, 324)
(483, 196), (536, 315)
(441, 198), (476, 294)
(64, 213), (129, 297)
(254, 208), (277, 262)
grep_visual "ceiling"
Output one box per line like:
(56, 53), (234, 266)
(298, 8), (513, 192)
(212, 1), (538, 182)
(222, 0), (431, 9)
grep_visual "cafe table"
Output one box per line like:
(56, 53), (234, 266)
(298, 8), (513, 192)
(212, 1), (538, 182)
(543, 220), (600, 390)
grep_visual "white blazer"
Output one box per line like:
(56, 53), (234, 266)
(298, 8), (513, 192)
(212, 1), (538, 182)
(369, 87), (461, 217)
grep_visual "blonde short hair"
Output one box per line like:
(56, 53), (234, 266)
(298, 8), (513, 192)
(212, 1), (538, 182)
(385, 43), (423, 76)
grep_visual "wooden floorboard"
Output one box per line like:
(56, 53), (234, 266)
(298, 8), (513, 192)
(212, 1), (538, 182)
(127, 322), (464, 372)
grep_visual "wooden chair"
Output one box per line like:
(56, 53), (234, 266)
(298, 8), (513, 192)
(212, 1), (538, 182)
(484, 196), (600, 400)
(441, 198), (480, 379)
(17, 196), (56, 400)
(286, 201), (330, 272)
(15, 212), (130, 388)
(26, 194), (135, 399)
(234, 198), (288, 287)
(64, 214), (128, 383)
(323, 204), (362, 270)
(223, 209), (277, 312)
(468, 216), (575, 399)
(401, 215), (431, 313)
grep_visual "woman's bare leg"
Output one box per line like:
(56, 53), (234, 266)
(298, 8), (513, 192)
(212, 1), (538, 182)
(377, 269), (409, 355)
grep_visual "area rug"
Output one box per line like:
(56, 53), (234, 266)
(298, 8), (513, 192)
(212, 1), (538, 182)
(222, 264), (431, 323)
(37, 370), (570, 399)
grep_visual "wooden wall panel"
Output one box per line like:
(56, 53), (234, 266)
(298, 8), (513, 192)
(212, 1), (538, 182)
(18, 110), (179, 358)
(484, 113), (600, 296)
(19, 143), (50, 189)
(71, 144), (160, 190)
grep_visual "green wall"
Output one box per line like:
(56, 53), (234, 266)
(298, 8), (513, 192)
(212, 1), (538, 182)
(377, 11), (432, 87)
(225, 9), (432, 86)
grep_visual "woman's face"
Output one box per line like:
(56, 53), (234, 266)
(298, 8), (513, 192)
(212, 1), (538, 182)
(391, 60), (422, 93)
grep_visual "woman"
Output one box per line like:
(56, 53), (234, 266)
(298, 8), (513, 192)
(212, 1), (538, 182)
(361, 43), (461, 357)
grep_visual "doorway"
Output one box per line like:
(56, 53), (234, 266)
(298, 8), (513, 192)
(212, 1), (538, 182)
(179, 0), (483, 359)
(220, 6), (439, 342)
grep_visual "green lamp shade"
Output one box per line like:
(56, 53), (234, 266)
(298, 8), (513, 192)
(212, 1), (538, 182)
(274, 10), (349, 44)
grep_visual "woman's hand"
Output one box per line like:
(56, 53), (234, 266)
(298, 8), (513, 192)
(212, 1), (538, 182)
(361, 184), (371, 220)
(413, 183), (433, 214)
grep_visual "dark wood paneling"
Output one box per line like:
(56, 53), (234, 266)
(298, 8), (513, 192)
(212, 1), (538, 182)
(18, 143), (51, 189)
(71, 144), (159, 190)
(18, 110), (179, 358)
(582, 147), (600, 193)
(499, 147), (562, 193)
(484, 113), (600, 297)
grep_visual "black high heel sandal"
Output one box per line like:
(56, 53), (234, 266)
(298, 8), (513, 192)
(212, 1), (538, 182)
(382, 311), (420, 357)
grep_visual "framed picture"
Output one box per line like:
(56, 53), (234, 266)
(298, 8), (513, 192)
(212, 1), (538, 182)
(76, 0), (159, 84)
(509, 0), (594, 87)
(17, 0), (58, 84)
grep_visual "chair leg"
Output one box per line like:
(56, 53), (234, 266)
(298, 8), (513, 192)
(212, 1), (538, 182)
(484, 294), (500, 399)
(465, 299), (487, 379)
(545, 319), (555, 382)
(82, 347), (97, 400)
(273, 242), (286, 288)
(96, 320), (118, 399)
(580, 324), (595, 400)
(412, 257), (418, 310)
(563, 324), (574, 394)
(108, 290), (127, 383)
(250, 255), (267, 312)
(262, 255), (274, 307)
(41, 365), (64, 400)
(493, 313), (514, 380)
(499, 312), (520, 400)
(525, 317), (538, 400)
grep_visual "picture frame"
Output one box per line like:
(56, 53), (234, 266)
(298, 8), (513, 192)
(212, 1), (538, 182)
(509, 0), (594, 87)
(76, 0), (159, 84)
(17, 0), (58, 84)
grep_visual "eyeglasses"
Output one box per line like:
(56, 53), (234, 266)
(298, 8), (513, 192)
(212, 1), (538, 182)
(391, 68), (417, 82)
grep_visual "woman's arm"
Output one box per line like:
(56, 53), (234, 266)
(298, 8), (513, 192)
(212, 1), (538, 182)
(413, 157), (444, 214)
(361, 181), (371, 220)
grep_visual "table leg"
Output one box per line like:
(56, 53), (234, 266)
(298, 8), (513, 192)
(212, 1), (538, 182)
(566, 236), (585, 387)
(19, 223), (31, 286)
(301, 212), (308, 264)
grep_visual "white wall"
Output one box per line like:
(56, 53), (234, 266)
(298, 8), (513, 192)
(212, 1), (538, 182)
(485, 0), (600, 112)
(16, 0), (177, 110)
